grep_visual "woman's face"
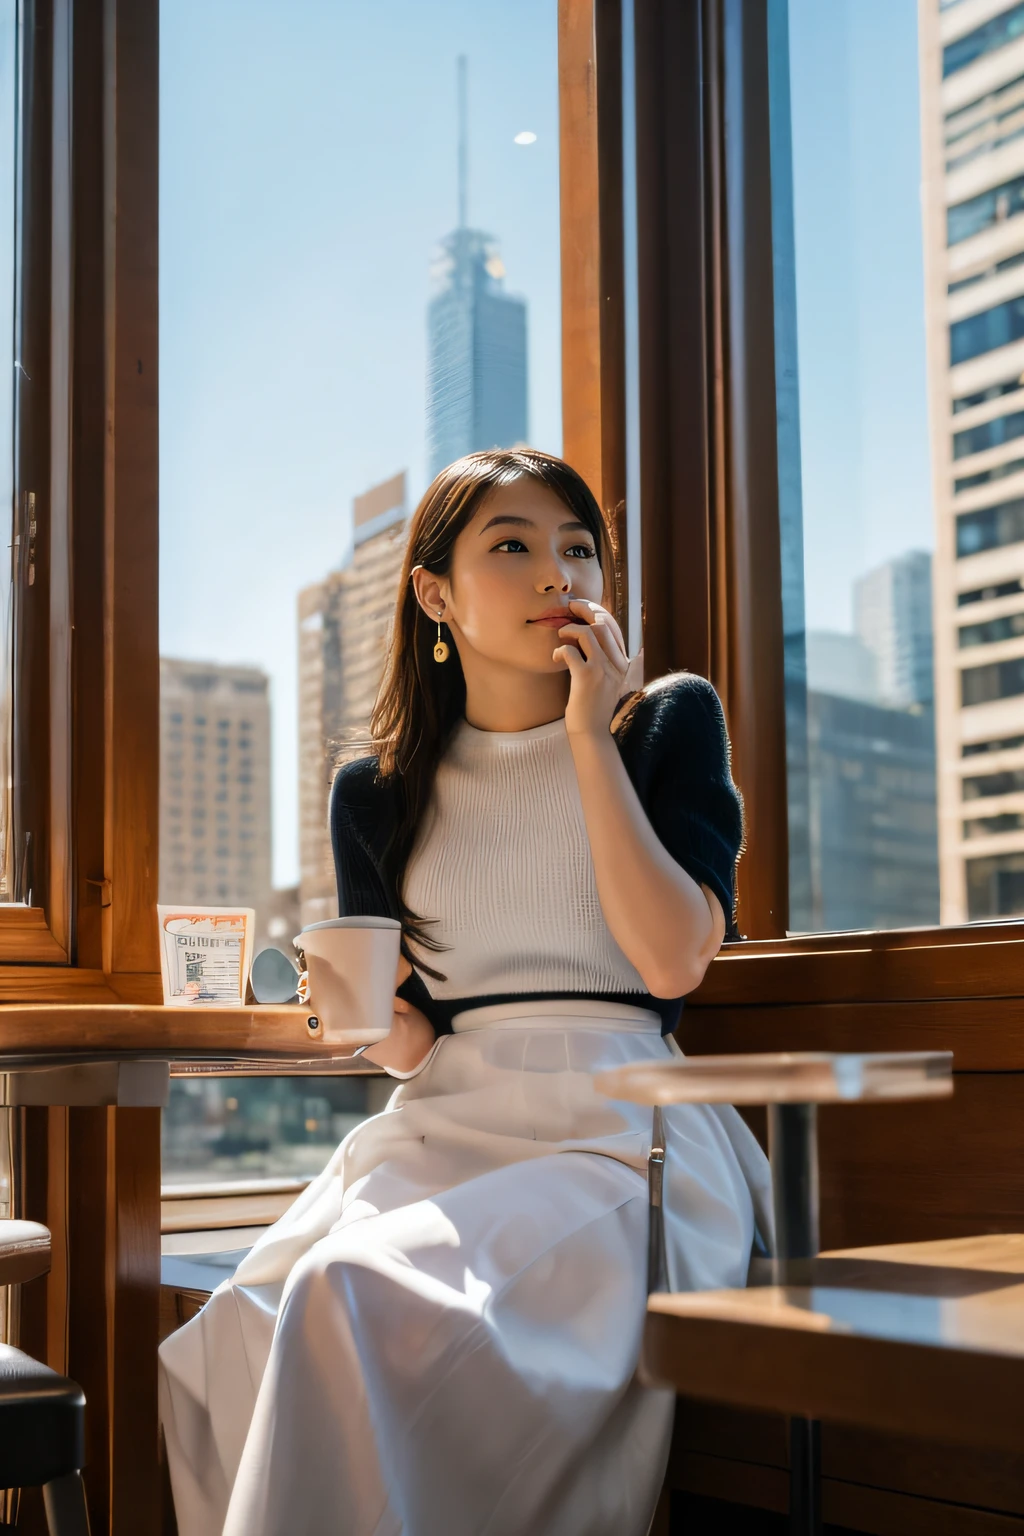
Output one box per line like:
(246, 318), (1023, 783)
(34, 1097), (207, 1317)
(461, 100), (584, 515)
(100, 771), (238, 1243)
(426, 479), (606, 674)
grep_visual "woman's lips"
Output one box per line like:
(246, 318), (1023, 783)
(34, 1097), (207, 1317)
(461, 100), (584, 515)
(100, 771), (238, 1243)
(528, 613), (572, 628)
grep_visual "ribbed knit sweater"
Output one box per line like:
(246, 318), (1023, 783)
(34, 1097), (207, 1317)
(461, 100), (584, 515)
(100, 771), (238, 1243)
(403, 716), (647, 1000)
(330, 671), (744, 1035)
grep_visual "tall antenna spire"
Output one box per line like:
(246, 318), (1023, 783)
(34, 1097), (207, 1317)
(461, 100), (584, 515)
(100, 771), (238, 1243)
(457, 55), (468, 230)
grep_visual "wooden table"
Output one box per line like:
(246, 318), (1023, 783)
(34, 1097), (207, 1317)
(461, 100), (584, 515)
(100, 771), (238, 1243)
(596, 1050), (954, 1536)
(643, 1234), (1024, 1456)
(0, 1003), (381, 1535)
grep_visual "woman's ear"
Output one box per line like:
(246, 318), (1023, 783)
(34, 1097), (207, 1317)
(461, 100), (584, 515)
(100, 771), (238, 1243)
(411, 564), (447, 620)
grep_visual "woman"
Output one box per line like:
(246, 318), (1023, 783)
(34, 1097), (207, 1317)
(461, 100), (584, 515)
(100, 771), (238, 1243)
(160, 449), (773, 1536)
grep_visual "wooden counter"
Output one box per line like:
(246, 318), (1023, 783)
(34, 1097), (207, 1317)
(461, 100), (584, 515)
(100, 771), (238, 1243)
(0, 1002), (381, 1059)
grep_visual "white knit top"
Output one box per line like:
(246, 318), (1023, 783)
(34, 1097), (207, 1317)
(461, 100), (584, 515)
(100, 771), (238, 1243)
(402, 716), (647, 999)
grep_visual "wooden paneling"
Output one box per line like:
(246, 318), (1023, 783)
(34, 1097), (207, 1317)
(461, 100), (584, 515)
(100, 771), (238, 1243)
(697, 928), (1024, 1008)
(817, 1078), (1024, 1250)
(671, 1399), (1024, 1521)
(824, 1425), (1024, 1521)
(668, 1453), (1024, 1534)
(558, 0), (627, 617)
(680, 998), (1024, 1071)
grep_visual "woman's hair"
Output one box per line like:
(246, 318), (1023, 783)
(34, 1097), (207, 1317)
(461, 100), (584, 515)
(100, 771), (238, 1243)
(370, 447), (618, 968)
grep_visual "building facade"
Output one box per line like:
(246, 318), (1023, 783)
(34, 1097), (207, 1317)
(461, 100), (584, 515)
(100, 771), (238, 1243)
(853, 550), (935, 708)
(921, 0), (1024, 921)
(298, 472), (408, 927)
(426, 227), (528, 480)
(805, 688), (941, 933)
(799, 548), (940, 931)
(159, 658), (272, 919)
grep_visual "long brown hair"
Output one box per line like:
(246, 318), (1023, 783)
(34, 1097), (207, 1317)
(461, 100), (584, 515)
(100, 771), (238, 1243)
(370, 448), (618, 967)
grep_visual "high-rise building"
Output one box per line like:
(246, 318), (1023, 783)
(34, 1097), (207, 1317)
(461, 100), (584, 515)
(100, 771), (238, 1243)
(298, 472), (409, 927)
(920, 1), (1024, 921)
(801, 551), (940, 931)
(806, 631), (880, 705)
(426, 58), (527, 480)
(805, 689), (940, 932)
(854, 551), (935, 708)
(159, 658), (272, 917)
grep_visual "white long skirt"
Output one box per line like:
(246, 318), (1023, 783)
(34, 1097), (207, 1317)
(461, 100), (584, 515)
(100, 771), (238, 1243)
(159, 1001), (773, 1536)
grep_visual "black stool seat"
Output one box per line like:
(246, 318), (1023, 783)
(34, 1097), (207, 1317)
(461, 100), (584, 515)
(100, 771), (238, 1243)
(0, 1344), (85, 1489)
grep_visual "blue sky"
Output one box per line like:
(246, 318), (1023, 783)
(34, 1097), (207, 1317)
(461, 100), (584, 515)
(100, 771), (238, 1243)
(789, 0), (933, 631)
(159, 0), (932, 889)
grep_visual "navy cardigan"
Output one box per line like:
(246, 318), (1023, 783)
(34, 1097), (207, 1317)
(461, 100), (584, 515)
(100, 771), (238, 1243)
(329, 672), (744, 1037)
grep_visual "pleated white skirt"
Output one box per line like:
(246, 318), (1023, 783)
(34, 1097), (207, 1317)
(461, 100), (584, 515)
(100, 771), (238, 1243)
(159, 1001), (773, 1536)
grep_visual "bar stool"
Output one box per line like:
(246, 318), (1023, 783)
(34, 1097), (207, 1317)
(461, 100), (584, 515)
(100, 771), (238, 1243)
(0, 1220), (91, 1534)
(597, 1049), (953, 1536)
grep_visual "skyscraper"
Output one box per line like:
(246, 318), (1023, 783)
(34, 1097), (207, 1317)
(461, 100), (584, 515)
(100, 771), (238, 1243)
(298, 472), (409, 927)
(801, 551), (940, 932)
(920, 2), (1024, 921)
(853, 551), (935, 708)
(426, 58), (528, 480)
(159, 658), (272, 917)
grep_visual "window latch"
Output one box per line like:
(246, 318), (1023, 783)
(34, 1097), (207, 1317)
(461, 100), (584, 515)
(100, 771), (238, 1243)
(86, 877), (113, 908)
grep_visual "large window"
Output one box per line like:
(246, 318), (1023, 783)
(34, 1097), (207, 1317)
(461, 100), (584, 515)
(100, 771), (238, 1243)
(773, 0), (941, 933)
(772, 0), (1024, 933)
(159, 0), (561, 1181)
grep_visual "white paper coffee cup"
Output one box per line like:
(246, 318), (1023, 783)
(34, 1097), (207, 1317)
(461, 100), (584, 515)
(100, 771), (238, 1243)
(295, 917), (402, 1043)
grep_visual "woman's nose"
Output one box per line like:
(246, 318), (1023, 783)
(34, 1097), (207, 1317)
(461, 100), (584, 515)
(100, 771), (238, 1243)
(537, 574), (571, 594)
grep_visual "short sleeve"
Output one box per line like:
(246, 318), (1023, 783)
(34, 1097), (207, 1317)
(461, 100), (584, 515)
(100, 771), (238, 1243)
(617, 674), (745, 936)
(329, 757), (399, 920)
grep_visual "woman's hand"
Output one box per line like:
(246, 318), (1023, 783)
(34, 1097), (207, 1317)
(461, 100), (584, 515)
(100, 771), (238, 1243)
(553, 600), (644, 739)
(360, 953), (436, 1075)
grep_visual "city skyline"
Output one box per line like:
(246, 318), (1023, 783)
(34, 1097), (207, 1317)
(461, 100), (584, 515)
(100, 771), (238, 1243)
(157, 0), (939, 914)
(159, 1), (561, 890)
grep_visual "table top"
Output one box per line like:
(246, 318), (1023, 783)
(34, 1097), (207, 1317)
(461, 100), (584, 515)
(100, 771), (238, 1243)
(0, 1003), (386, 1064)
(596, 1050), (954, 1106)
(642, 1234), (1024, 1453)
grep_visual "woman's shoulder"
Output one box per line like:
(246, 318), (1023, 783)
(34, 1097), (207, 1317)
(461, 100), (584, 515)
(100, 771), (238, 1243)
(331, 753), (383, 809)
(615, 671), (729, 763)
(330, 755), (398, 838)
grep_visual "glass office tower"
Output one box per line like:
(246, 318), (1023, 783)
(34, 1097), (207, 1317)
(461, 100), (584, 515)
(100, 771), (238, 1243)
(426, 227), (528, 480)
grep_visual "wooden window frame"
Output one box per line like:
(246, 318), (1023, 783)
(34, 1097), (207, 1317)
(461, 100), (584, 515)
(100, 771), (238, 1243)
(4, 0), (160, 1000)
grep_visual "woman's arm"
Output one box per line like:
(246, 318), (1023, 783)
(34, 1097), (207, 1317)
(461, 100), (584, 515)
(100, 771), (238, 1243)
(331, 764), (436, 1073)
(555, 604), (727, 998)
(568, 731), (725, 996)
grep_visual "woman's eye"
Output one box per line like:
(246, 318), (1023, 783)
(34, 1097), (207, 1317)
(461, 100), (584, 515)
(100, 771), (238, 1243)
(493, 539), (528, 553)
(566, 544), (596, 559)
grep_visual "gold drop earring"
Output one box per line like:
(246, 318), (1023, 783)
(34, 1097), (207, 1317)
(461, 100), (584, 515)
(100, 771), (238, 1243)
(433, 609), (450, 663)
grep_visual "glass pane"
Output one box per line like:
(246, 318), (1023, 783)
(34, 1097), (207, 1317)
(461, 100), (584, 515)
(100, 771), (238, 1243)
(159, 1), (560, 1181)
(770, 0), (1024, 934)
(0, 0), (17, 901)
